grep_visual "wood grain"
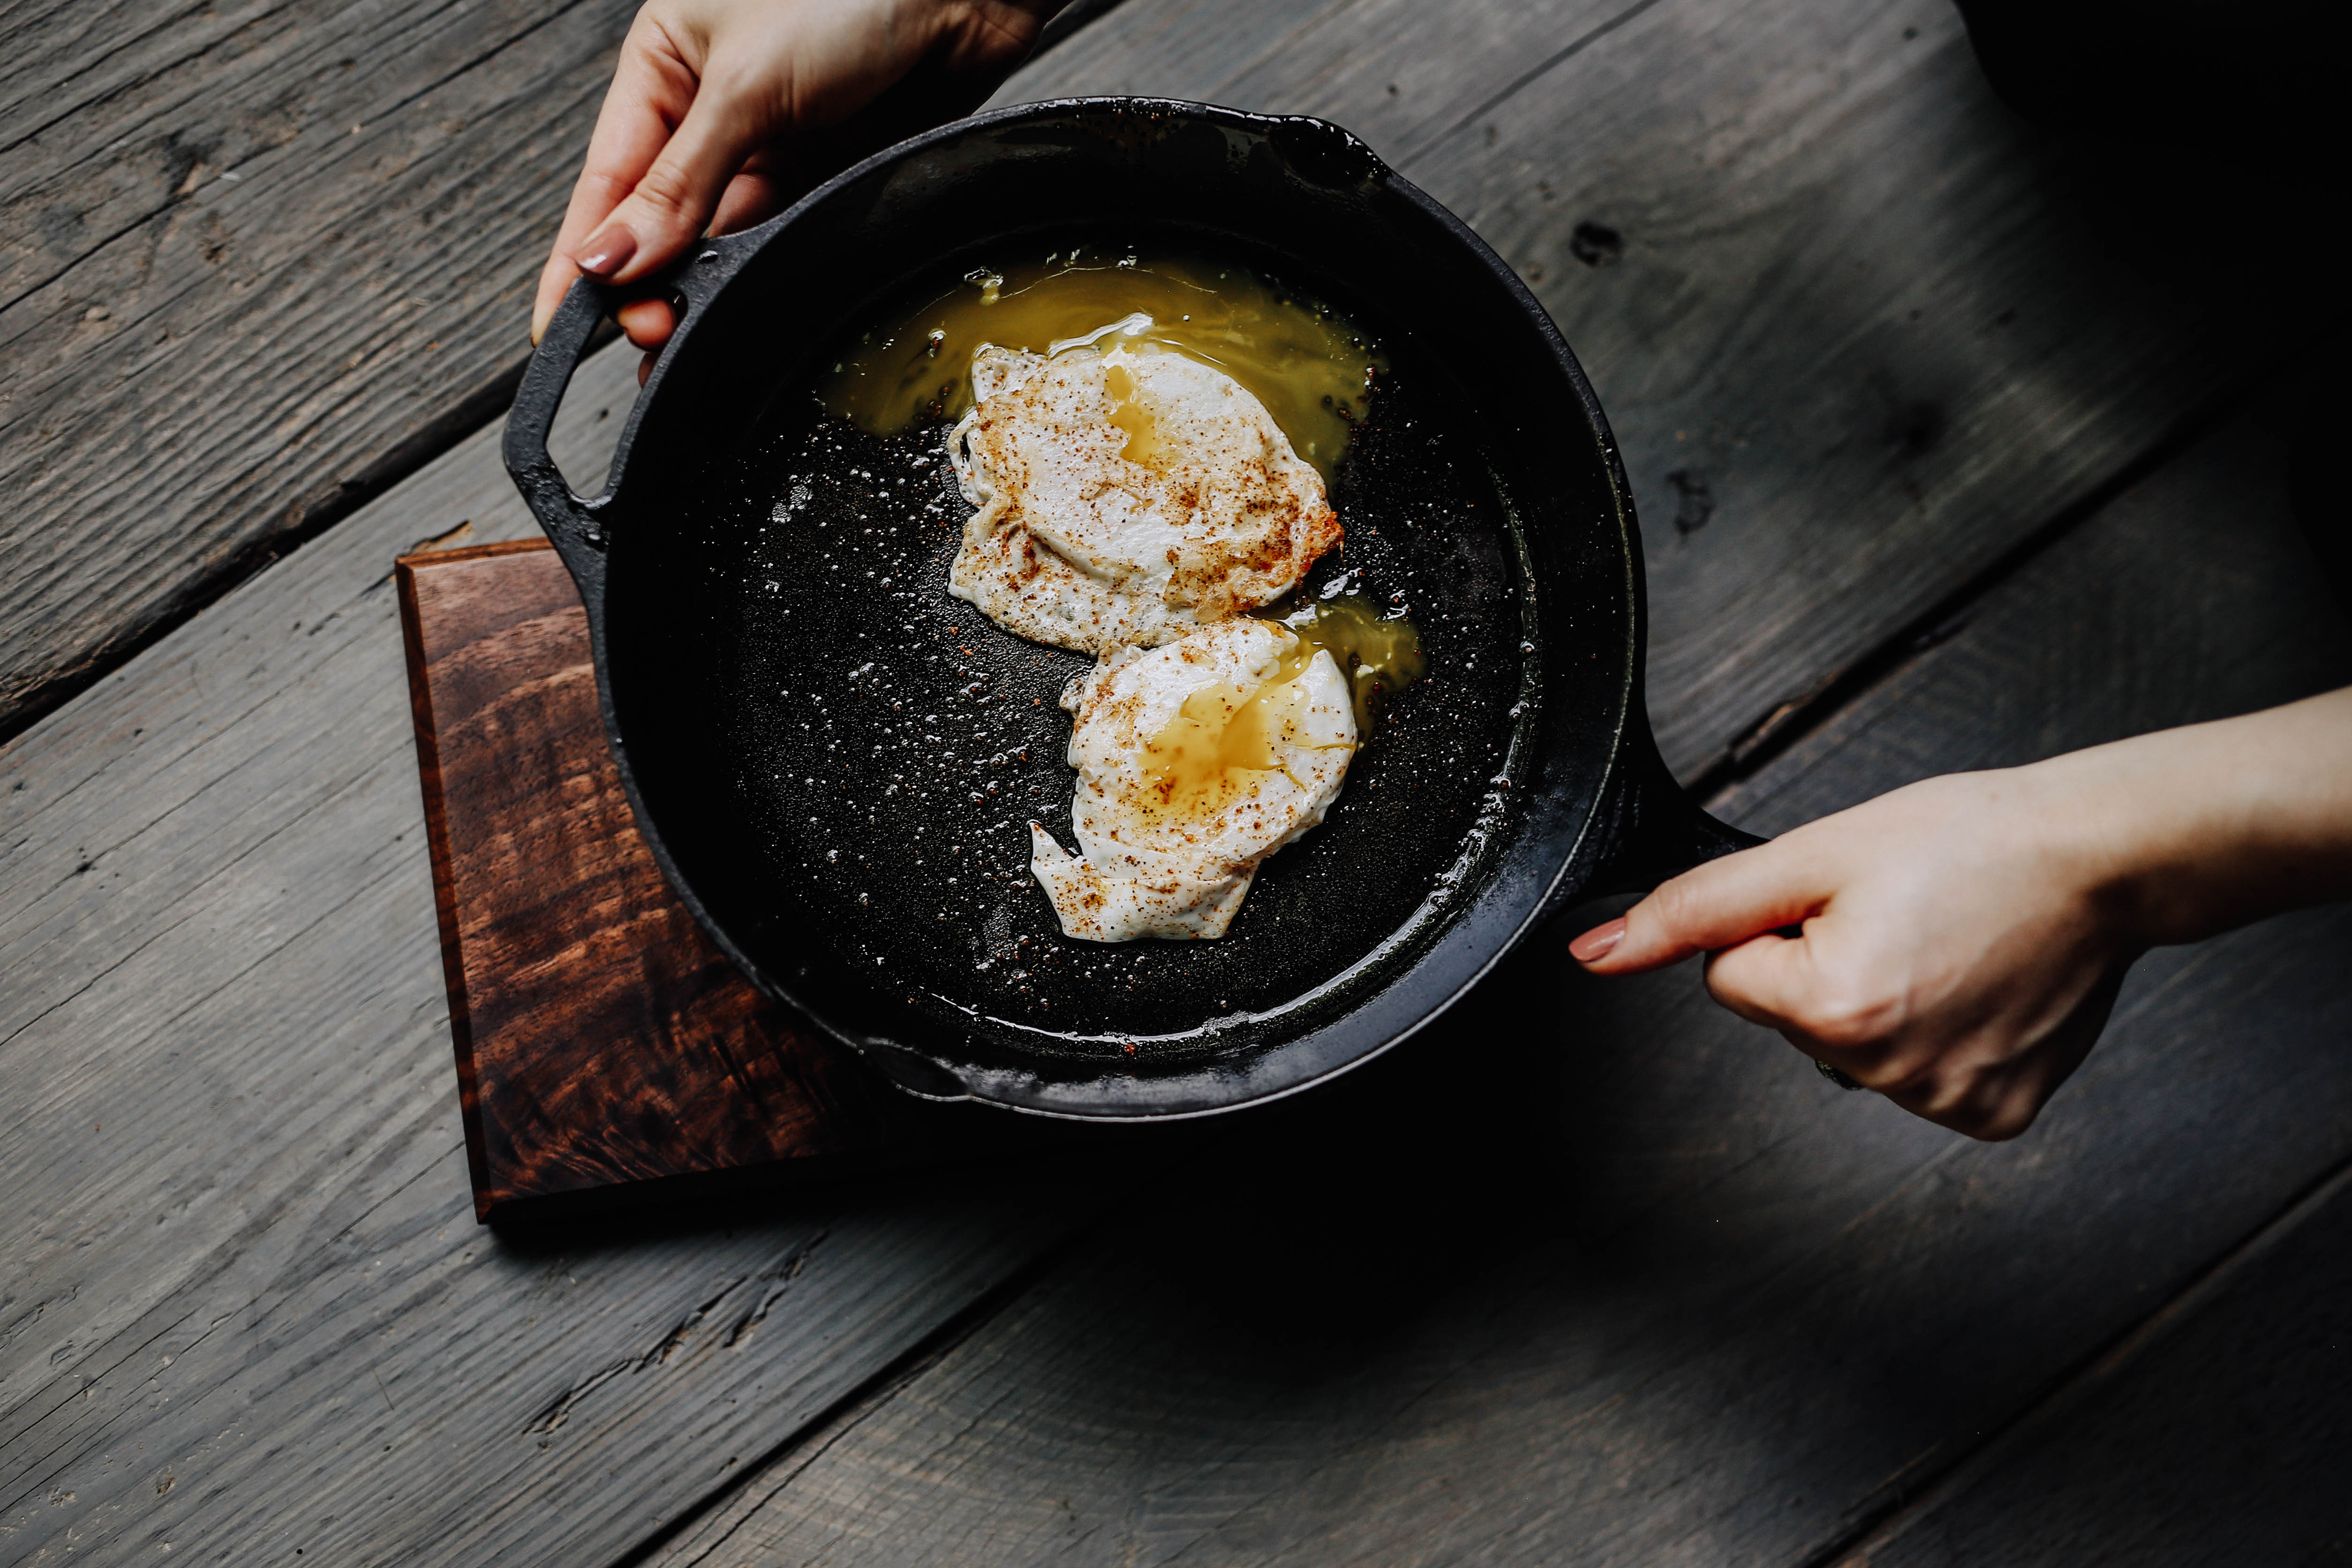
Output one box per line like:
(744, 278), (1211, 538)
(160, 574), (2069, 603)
(398, 541), (928, 1222)
(0, 0), (640, 736)
(0, 340), (1122, 1566)
(646, 393), (2352, 1568)
(1841, 1161), (2352, 1567)
(0, 0), (1155, 743)
(2, 0), (2339, 1560)
(992, 0), (2320, 776)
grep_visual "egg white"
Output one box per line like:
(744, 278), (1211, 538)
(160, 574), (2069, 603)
(947, 334), (1342, 655)
(1030, 619), (1357, 942)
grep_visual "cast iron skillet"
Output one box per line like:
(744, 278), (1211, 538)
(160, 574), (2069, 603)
(504, 97), (1757, 1120)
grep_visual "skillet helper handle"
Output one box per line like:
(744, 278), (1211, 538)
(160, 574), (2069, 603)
(1582, 724), (1765, 898)
(503, 277), (614, 582)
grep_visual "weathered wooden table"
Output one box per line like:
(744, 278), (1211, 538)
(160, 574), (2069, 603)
(5, 0), (2347, 1562)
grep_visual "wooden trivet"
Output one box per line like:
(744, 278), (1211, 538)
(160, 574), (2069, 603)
(397, 538), (946, 1223)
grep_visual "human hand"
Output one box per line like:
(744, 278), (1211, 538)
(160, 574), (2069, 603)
(532, 0), (1063, 358)
(1569, 770), (2138, 1139)
(1568, 690), (2352, 1139)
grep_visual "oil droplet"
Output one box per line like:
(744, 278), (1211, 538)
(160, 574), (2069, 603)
(820, 249), (1386, 482)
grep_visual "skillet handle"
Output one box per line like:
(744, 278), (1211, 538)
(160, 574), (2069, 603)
(503, 277), (615, 592)
(1579, 724), (1764, 898)
(502, 238), (756, 593)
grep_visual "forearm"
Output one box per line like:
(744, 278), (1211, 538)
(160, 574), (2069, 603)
(2039, 687), (2352, 946)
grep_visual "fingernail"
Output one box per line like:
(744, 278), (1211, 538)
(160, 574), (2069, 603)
(1569, 917), (1626, 963)
(575, 225), (637, 277)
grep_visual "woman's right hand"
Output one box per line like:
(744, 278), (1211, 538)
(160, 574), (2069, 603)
(1569, 688), (2352, 1140)
(1571, 768), (2142, 1140)
(532, 0), (1063, 359)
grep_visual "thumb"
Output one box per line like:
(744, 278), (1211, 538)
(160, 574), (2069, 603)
(1572, 839), (1829, 974)
(572, 86), (769, 287)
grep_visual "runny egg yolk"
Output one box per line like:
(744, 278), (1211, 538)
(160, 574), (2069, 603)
(1279, 593), (1428, 733)
(820, 250), (1385, 483)
(1140, 595), (1428, 820)
(1099, 362), (1164, 471)
(1029, 619), (1357, 942)
(1138, 647), (1326, 821)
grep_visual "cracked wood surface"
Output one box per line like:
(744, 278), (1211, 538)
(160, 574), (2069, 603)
(0, 0), (639, 735)
(644, 392), (2352, 1568)
(991, 0), (2316, 778)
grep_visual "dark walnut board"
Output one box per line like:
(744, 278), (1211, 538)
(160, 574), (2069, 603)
(396, 537), (1017, 1223)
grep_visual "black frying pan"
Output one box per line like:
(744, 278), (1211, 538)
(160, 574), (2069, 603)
(504, 97), (1756, 1120)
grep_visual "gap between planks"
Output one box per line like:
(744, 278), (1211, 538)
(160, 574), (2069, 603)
(601, 1207), (1143, 1568)
(1802, 1148), (2352, 1568)
(1683, 370), (2269, 801)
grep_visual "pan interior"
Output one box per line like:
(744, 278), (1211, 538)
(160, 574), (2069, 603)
(678, 238), (1532, 1064)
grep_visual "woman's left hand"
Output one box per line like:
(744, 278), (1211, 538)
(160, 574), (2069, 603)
(531, 0), (1064, 356)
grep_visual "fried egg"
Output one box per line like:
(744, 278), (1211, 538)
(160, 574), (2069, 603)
(1029, 618), (1357, 942)
(947, 328), (1343, 655)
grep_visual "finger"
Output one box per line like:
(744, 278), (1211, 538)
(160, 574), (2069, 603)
(603, 166), (789, 357)
(709, 162), (795, 238)
(532, 244), (581, 346)
(1882, 1053), (2046, 1141)
(533, 26), (698, 340)
(1703, 933), (1828, 1033)
(1576, 840), (1832, 974)
(615, 295), (676, 350)
(573, 85), (771, 288)
(1708, 927), (1915, 1090)
(687, 8), (1049, 248)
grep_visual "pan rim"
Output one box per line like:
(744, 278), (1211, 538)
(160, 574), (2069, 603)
(528, 95), (1646, 1120)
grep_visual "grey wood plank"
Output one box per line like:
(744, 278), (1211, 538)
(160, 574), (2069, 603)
(0, 338), (1124, 1567)
(992, 0), (2312, 777)
(0, 0), (640, 736)
(1, 0), (2329, 1562)
(1836, 1162), (2352, 1568)
(644, 391), (2352, 1568)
